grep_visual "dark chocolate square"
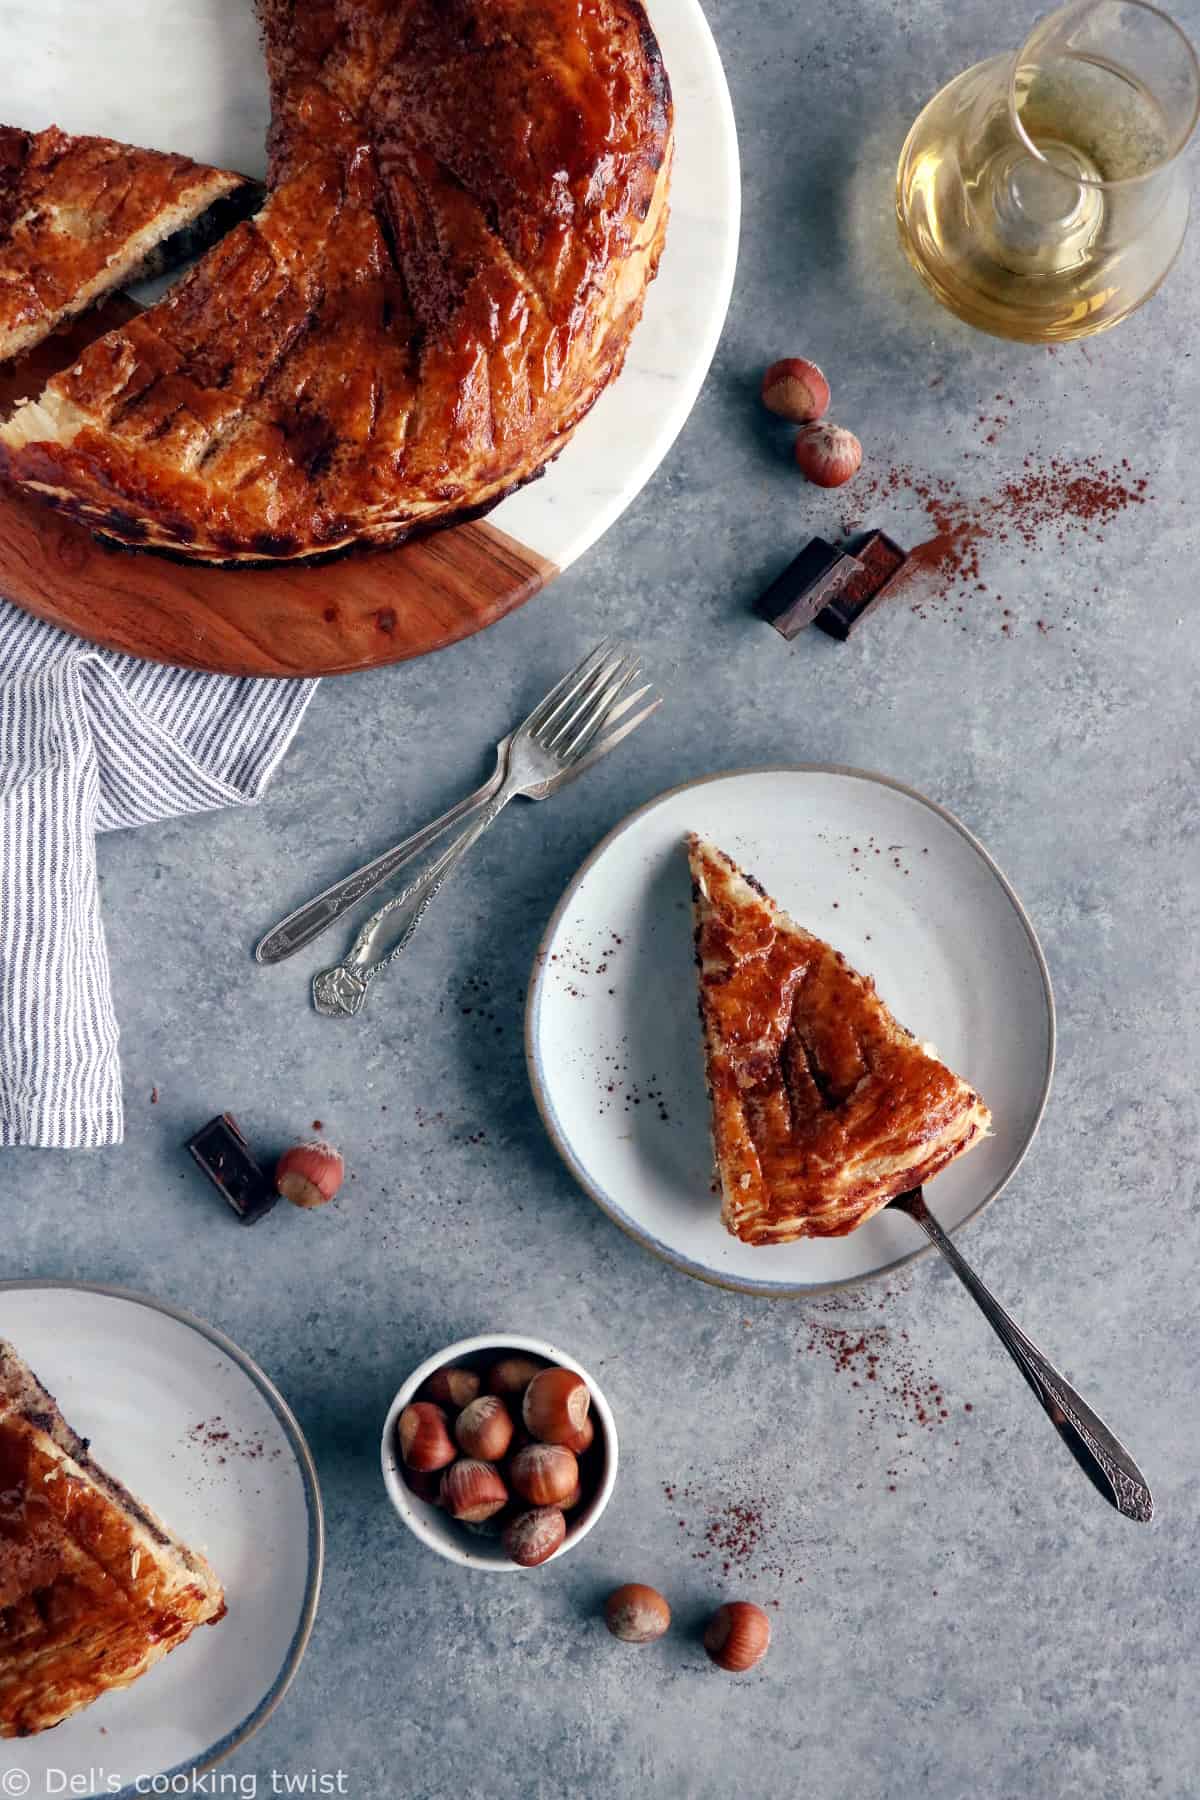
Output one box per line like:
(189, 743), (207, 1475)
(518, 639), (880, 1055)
(756, 537), (866, 640)
(186, 1113), (278, 1224)
(813, 531), (910, 640)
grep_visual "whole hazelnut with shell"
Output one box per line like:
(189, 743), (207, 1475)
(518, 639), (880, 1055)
(760, 357), (830, 424)
(509, 1443), (579, 1508)
(605, 1584), (671, 1644)
(440, 1459), (508, 1523)
(794, 421), (862, 489)
(421, 1365), (481, 1410)
(522, 1367), (590, 1445)
(485, 1354), (546, 1398)
(397, 1403), (456, 1473)
(503, 1506), (567, 1568)
(275, 1141), (344, 1208)
(455, 1395), (514, 1462)
(703, 1601), (772, 1673)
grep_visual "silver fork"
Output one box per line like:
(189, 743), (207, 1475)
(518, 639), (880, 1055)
(256, 638), (656, 966)
(255, 743), (513, 965)
(308, 639), (659, 1018)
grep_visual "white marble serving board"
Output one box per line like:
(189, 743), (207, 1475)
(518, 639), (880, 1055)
(0, 0), (740, 574)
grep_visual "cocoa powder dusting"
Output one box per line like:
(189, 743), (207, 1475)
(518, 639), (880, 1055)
(664, 1480), (788, 1584)
(844, 451), (1149, 630)
(802, 1320), (950, 1428)
(660, 1288), (975, 1586)
(183, 1416), (282, 1467)
(800, 1288), (971, 1488)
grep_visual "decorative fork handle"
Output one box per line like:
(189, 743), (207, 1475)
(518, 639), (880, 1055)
(256, 740), (510, 964)
(900, 1190), (1153, 1523)
(312, 797), (508, 1017)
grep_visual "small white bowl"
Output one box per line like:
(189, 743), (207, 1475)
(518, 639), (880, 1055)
(380, 1333), (619, 1571)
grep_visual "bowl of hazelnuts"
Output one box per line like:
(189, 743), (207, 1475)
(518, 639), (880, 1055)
(380, 1334), (618, 1570)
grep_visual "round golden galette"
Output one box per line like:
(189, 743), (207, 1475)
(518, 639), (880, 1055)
(0, 0), (673, 562)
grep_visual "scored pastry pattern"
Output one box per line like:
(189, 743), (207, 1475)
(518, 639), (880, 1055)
(687, 833), (991, 1245)
(0, 0), (673, 563)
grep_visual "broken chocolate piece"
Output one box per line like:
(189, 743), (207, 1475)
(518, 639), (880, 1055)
(814, 530), (910, 640)
(186, 1113), (278, 1224)
(756, 537), (865, 639)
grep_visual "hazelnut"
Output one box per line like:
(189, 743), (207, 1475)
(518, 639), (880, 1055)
(703, 1601), (771, 1672)
(503, 1506), (567, 1568)
(485, 1354), (546, 1398)
(440, 1459), (508, 1523)
(522, 1367), (590, 1445)
(561, 1413), (595, 1456)
(275, 1140), (344, 1208)
(793, 421), (862, 489)
(760, 357), (830, 423)
(397, 1402), (456, 1473)
(560, 1477), (584, 1512)
(455, 1395), (514, 1462)
(509, 1443), (579, 1507)
(604, 1584), (671, 1644)
(421, 1365), (481, 1410)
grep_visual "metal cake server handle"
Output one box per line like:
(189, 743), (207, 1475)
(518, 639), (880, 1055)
(256, 738), (511, 964)
(889, 1188), (1154, 1523)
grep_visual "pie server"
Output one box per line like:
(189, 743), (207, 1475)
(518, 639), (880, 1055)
(889, 1188), (1153, 1522)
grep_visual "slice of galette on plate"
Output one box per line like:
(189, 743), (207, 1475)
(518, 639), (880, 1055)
(0, 1339), (226, 1738)
(687, 833), (991, 1245)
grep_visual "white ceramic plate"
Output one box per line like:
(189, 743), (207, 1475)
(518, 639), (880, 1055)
(0, 1283), (323, 1795)
(526, 768), (1056, 1296)
(0, 0), (740, 577)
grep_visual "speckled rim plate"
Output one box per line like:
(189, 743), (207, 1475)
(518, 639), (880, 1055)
(525, 767), (1056, 1297)
(0, 1281), (323, 1795)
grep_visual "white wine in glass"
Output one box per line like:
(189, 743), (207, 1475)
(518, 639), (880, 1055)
(896, 0), (1200, 342)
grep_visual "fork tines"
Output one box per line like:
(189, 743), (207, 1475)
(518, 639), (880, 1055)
(521, 637), (659, 772)
(524, 638), (622, 732)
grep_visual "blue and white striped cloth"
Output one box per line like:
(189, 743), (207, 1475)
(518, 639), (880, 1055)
(0, 603), (316, 1149)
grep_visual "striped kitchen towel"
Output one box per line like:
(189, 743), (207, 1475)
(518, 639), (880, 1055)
(0, 603), (316, 1149)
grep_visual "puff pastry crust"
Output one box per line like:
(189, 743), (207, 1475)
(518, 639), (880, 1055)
(0, 124), (250, 365)
(0, 1341), (225, 1738)
(688, 835), (991, 1245)
(0, 0), (673, 563)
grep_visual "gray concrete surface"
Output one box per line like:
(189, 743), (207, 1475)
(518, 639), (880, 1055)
(5, 0), (1200, 1794)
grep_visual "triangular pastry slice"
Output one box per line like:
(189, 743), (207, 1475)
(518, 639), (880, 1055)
(687, 835), (990, 1245)
(0, 123), (252, 364)
(0, 1339), (225, 1737)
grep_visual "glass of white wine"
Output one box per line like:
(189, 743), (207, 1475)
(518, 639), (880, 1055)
(896, 0), (1200, 342)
